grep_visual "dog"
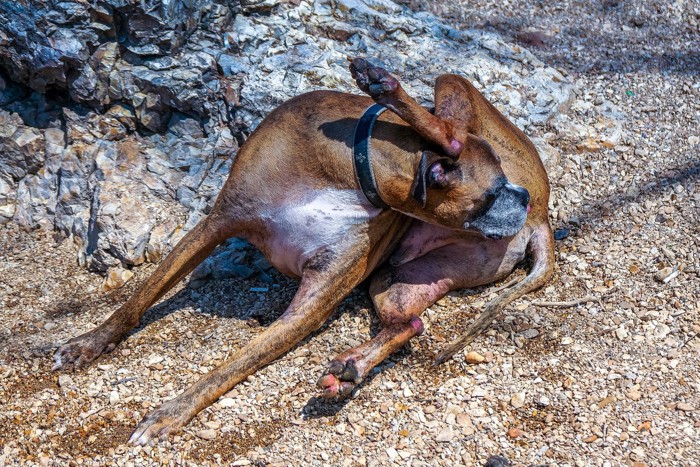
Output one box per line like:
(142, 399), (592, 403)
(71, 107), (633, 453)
(53, 58), (554, 444)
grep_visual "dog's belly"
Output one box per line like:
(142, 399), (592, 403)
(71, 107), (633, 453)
(392, 221), (531, 286)
(259, 189), (381, 278)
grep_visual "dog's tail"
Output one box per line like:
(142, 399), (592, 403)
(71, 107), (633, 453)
(434, 222), (555, 365)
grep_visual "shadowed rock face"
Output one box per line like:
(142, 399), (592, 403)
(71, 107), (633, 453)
(0, 0), (571, 276)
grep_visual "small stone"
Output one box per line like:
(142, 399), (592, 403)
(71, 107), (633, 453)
(485, 455), (512, 467)
(456, 413), (472, 427)
(44, 322), (58, 331)
(520, 328), (539, 339)
(335, 423), (346, 435)
(507, 427), (525, 438)
(597, 395), (616, 409)
(676, 402), (695, 412)
(196, 429), (217, 440)
(510, 392), (526, 408)
(465, 351), (485, 364)
(615, 327), (629, 340)
(654, 266), (679, 283)
(626, 389), (642, 401)
(58, 375), (75, 388)
(219, 398), (236, 408)
(561, 337), (573, 345)
(536, 396), (551, 407)
(109, 390), (119, 405)
(436, 426), (455, 442)
(102, 267), (134, 291)
(637, 420), (651, 431)
(583, 434), (598, 443)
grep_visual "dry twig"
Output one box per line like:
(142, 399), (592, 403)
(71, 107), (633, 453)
(532, 287), (616, 309)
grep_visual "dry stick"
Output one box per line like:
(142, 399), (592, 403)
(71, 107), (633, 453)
(531, 286), (617, 309)
(531, 296), (599, 308)
(677, 333), (698, 350)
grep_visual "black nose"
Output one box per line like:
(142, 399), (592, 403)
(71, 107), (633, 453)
(506, 183), (530, 207)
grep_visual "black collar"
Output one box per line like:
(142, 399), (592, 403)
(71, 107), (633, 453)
(353, 103), (389, 209)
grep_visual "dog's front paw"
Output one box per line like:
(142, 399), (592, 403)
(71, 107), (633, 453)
(52, 330), (117, 370)
(129, 402), (191, 445)
(349, 58), (399, 100)
(317, 358), (362, 399)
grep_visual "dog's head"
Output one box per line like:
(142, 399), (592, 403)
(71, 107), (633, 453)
(400, 133), (529, 239)
(394, 73), (531, 239)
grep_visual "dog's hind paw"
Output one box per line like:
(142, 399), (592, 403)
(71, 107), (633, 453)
(349, 58), (399, 100)
(52, 331), (117, 370)
(317, 358), (362, 399)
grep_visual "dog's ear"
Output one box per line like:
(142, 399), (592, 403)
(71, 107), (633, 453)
(411, 152), (462, 206)
(410, 151), (429, 206)
(434, 75), (481, 143)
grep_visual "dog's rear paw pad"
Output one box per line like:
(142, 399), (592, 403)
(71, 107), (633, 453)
(317, 359), (361, 398)
(349, 58), (398, 98)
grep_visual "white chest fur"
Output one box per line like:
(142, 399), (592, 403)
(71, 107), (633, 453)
(261, 189), (381, 277)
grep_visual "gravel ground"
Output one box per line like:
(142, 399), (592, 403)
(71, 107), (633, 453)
(1, 1), (699, 466)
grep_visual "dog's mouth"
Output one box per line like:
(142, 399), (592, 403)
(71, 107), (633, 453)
(463, 182), (530, 240)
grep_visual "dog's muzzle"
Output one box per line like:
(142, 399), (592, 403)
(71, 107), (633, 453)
(465, 182), (530, 240)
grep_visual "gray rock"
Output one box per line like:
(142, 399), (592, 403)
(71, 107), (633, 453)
(0, 0), (573, 272)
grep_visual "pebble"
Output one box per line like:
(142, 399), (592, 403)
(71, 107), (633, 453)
(456, 413), (472, 427)
(616, 327), (629, 340)
(102, 267), (134, 291)
(510, 392), (526, 408)
(507, 427), (525, 438)
(219, 398), (236, 408)
(196, 429), (217, 440)
(57, 374), (75, 388)
(436, 427), (455, 442)
(676, 402), (695, 412)
(520, 328), (539, 339)
(485, 456), (512, 467)
(465, 351), (485, 364)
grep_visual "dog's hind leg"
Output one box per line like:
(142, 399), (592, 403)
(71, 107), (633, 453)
(318, 242), (485, 397)
(53, 209), (238, 370)
(129, 247), (368, 444)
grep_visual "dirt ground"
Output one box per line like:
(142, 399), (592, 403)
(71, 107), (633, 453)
(1, 1), (699, 466)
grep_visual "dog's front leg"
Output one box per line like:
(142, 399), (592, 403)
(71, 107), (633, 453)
(129, 248), (368, 445)
(349, 57), (464, 157)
